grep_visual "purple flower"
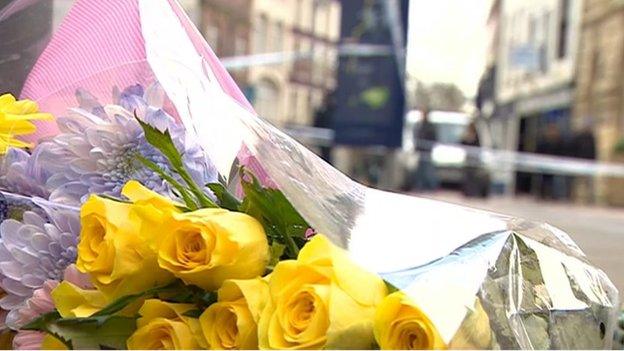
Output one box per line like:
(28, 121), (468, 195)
(34, 83), (218, 205)
(304, 228), (317, 240)
(0, 148), (51, 199)
(6, 280), (57, 330)
(0, 204), (79, 316)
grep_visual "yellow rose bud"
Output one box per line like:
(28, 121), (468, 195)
(200, 278), (269, 349)
(158, 209), (269, 291)
(374, 291), (445, 350)
(76, 181), (178, 298)
(41, 334), (68, 350)
(258, 234), (387, 350)
(127, 299), (206, 350)
(51, 281), (108, 318)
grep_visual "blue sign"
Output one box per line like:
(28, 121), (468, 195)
(332, 0), (408, 148)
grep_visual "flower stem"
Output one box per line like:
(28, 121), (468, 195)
(280, 229), (299, 258)
(176, 166), (218, 208)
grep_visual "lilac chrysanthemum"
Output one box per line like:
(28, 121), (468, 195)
(6, 280), (57, 331)
(11, 280), (56, 349)
(0, 148), (52, 199)
(0, 203), (79, 315)
(35, 83), (217, 205)
(7, 265), (88, 332)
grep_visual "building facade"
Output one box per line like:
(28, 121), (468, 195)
(495, 0), (582, 193)
(200, 0), (252, 89)
(287, 0), (341, 127)
(200, 0), (340, 128)
(574, 0), (624, 203)
(247, 0), (341, 127)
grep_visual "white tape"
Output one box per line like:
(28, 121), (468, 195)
(280, 126), (624, 178)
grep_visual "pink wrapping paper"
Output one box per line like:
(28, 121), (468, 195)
(21, 0), (254, 141)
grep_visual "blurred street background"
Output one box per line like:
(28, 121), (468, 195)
(160, 0), (624, 294)
(3, 0), (624, 298)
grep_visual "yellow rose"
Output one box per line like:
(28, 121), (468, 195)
(51, 281), (108, 318)
(374, 291), (445, 350)
(258, 234), (387, 349)
(127, 299), (206, 350)
(158, 209), (269, 291)
(200, 278), (269, 349)
(76, 181), (178, 298)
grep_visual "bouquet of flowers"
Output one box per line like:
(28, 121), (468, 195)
(0, 0), (618, 349)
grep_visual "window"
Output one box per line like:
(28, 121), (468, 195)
(540, 12), (550, 73)
(204, 24), (219, 53)
(235, 35), (247, 56)
(273, 22), (283, 52)
(295, 0), (304, 26)
(311, 0), (320, 34)
(557, 0), (570, 59)
(296, 90), (310, 124)
(591, 50), (603, 80)
(528, 16), (537, 45)
(289, 90), (299, 122)
(255, 15), (268, 53)
(254, 78), (280, 122)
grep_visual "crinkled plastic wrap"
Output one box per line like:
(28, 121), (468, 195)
(0, 0), (619, 349)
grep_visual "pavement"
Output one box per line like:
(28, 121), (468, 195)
(416, 191), (624, 294)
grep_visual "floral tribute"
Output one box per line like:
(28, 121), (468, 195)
(0, 89), (443, 350)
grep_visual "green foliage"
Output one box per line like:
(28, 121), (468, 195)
(136, 117), (217, 209)
(385, 282), (400, 294)
(137, 118), (184, 170)
(268, 242), (286, 269)
(239, 168), (309, 259)
(207, 183), (241, 211)
(24, 313), (136, 350)
(136, 155), (196, 210)
(23, 281), (195, 349)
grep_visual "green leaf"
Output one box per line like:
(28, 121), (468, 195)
(23, 311), (62, 332)
(92, 281), (183, 318)
(137, 118), (184, 169)
(24, 312), (136, 350)
(98, 194), (131, 204)
(200, 292), (218, 307)
(158, 284), (216, 309)
(136, 117), (217, 209)
(136, 155), (197, 210)
(53, 316), (136, 350)
(182, 309), (203, 318)
(207, 183), (241, 211)
(239, 168), (310, 258)
(386, 282), (400, 294)
(269, 242), (286, 268)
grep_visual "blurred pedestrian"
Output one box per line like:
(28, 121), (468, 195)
(460, 122), (489, 197)
(572, 120), (597, 203)
(313, 91), (336, 164)
(412, 109), (438, 191)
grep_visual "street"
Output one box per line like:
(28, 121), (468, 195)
(419, 191), (624, 294)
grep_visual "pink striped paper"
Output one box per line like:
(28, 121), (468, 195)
(20, 0), (253, 141)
